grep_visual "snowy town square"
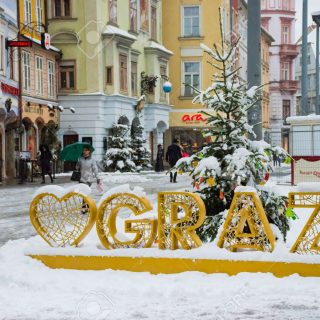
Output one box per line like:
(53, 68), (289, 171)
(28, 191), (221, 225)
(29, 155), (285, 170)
(1, 0), (320, 319)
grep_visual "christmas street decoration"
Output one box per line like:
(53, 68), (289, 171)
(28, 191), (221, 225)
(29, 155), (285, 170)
(289, 192), (320, 254)
(217, 192), (275, 252)
(96, 193), (157, 249)
(29, 192), (97, 247)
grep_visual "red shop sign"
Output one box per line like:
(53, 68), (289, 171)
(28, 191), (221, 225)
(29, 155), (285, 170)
(182, 114), (206, 122)
(1, 82), (20, 96)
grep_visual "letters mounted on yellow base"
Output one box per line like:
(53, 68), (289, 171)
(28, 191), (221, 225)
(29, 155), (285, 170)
(29, 192), (97, 247)
(96, 193), (157, 249)
(157, 192), (206, 250)
(217, 192), (275, 252)
(289, 192), (320, 254)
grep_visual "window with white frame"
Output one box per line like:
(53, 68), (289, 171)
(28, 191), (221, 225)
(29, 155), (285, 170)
(109, 0), (117, 24)
(183, 62), (200, 96)
(129, 0), (138, 31)
(131, 60), (138, 96)
(53, 0), (71, 17)
(0, 34), (4, 71)
(119, 54), (128, 92)
(36, 56), (43, 95)
(36, 0), (43, 32)
(48, 60), (55, 98)
(22, 51), (31, 92)
(282, 25), (290, 44)
(281, 61), (290, 80)
(183, 6), (200, 37)
(160, 64), (167, 100)
(151, 2), (157, 40)
(282, 0), (289, 10)
(24, 0), (32, 26)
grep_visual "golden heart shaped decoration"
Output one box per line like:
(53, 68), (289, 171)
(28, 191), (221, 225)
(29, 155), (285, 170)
(30, 188), (97, 247)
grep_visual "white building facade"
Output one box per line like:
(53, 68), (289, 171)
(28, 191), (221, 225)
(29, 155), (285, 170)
(261, 0), (299, 151)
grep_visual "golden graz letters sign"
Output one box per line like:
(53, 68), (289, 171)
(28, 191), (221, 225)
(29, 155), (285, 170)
(29, 190), (320, 255)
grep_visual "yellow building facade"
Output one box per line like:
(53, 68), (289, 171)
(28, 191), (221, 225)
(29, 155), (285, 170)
(162, 0), (230, 154)
(18, 0), (61, 160)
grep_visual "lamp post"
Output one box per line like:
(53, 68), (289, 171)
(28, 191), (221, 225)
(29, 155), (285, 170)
(301, 0), (309, 115)
(247, 0), (262, 140)
(312, 12), (320, 115)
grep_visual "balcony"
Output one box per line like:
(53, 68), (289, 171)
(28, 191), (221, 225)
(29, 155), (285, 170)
(279, 44), (299, 58)
(279, 80), (299, 92)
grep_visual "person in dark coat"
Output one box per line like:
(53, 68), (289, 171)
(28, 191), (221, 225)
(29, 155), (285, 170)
(166, 139), (182, 183)
(39, 144), (53, 184)
(155, 144), (164, 172)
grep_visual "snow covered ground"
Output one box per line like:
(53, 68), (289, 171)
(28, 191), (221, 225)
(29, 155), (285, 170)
(1, 173), (320, 319)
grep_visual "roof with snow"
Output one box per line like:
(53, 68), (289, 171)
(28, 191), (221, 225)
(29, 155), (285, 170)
(286, 114), (320, 124)
(103, 25), (137, 41)
(145, 41), (173, 55)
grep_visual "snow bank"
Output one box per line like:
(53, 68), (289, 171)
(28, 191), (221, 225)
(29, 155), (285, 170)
(33, 184), (91, 198)
(97, 184), (147, 208)
(234, 186), (257, 194)
(296, 182), (320, 192)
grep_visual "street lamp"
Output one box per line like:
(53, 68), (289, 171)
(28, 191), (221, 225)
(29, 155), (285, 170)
(312, 11), (320, 114)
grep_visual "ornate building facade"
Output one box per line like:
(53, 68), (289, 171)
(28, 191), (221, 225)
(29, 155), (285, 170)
(261, 0), (299, 150)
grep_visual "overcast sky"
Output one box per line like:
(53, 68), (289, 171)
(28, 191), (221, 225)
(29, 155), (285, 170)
(295, 0), (320, 46)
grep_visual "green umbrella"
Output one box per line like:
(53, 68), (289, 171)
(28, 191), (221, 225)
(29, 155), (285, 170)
(60, 142), (95, 162)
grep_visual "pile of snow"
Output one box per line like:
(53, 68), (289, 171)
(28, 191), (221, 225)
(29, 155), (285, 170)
(234, 186), (257, 194)
(193, 156), (221, 176)
(101, 173), (149, 184)
(296, 182), (320, 192)
(33, 184), (92, 198)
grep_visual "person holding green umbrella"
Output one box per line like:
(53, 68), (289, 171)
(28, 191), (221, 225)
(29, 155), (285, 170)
(75, 145), (101, 187)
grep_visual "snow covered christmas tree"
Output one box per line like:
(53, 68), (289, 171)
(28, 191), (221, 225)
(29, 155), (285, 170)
(130, 116), (152, 171)
(175, 21), (290, 242)
(104, 119), (136, 172)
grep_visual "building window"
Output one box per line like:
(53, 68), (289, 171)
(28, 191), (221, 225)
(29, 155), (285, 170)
(24, 0), (32, 26)
(48, 60), (55, 98)
(119, 54), (128, 92)
(283, 100), (291, 120)
(282, 0), (289, 10)
(131, 61), (138, 96)
(36, 0), (43, 32)
(22, 51), (31, 92)
(140, 0), (150, 32)
(0, 34), (4, 71)
(108, 0), (117, 24)
(160, 65), (167, 100)
(282, 25), (290, 44)
(183, 6), (200, 37)
(60, 61), (75, 89)
(151, 3), (157, 40)
(183, 62), (200, 96)
(129, 0), (138, 32)
(53, 0), (71, 17)
(35, 56), (43, 95)
(281, 61), (290, 80)
(106, 66), (113, 85)
(269, 0), (275, 8)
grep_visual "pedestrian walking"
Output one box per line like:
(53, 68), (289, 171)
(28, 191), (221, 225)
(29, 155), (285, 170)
(76, 146), (100, 187)
(155, 144), (164, 172)
(39, 145), (53, 184)
(166, 139), (182, 183)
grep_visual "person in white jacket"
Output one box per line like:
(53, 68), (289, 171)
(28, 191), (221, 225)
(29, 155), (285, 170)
(76, 146), (100, 187)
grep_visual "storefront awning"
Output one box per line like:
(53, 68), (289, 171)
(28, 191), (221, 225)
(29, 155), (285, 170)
(169, 110), (215, 128)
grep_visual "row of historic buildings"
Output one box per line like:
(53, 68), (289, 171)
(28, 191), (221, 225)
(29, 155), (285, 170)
(0, 0), (299, 179)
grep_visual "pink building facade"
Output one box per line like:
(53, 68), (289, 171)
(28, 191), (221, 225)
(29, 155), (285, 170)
(261, 0), (298, 150)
